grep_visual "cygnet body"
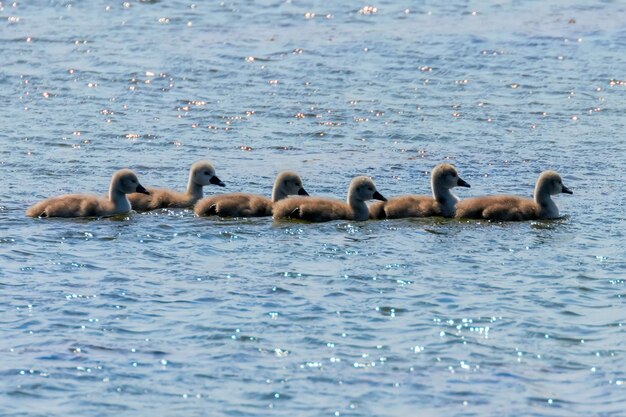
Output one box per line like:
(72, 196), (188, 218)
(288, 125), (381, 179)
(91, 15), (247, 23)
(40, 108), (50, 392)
(455, 170), (572, 221)
(26, 169), (149, 218)
(128, 161), (224, 211)
(273, 176), (387, 222)
(194, 171), (308, 217)
(369, 163), (470, 219)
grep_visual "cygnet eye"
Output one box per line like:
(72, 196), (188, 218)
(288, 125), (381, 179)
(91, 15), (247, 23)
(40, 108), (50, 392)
(368, 187), (373, 191)
(204, 171), (211, 176)
(451, 173), (457, 177)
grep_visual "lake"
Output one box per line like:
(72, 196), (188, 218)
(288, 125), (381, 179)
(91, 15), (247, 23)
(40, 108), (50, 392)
(1, 1), (625, 416)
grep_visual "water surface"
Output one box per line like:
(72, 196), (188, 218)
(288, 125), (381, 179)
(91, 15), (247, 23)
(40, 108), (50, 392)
(1, 1), (625, 416)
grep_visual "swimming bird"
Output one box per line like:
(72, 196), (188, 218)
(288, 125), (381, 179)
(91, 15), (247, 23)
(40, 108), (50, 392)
(369, 163), (470, 219)
(455, 170), (572, 221)
(194, 171), (308, 217)
(128, 160), (224, 211)
(26, 169), (149, 218)
(273, 176), (386, 222)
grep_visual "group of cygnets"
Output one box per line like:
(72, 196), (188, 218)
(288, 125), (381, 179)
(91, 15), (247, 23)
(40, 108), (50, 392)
(26, 160), (572, 222)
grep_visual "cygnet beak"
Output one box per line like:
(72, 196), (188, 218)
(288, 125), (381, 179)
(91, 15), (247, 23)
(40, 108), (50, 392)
(373, 191), (387, 202)
(562, 185), (573, 194)
(136, 184), (150, 195)
(298, 188), (309, 196)
(457, 177), (471, 188)
(210, 176), (225, 187)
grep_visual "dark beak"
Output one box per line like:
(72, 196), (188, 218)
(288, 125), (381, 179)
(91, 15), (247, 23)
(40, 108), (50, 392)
(372, 191), (387, 202)
(562, 185), (573, 194)
(457, 177), (471, 188)
(210, 176), (225, 187)
(298, 187), (309, 196)
(136, 184), (150, 195)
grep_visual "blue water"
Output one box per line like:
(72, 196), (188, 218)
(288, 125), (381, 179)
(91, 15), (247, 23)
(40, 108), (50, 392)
(1, 1), (625, 416)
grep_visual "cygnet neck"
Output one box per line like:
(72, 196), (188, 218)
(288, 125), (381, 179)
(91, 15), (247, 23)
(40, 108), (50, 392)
(534, 182), (558, 218)
(186, 171), (204, 200)
(272, 181), (288, 202)
(432, 179), (459, 217)
(347, 190), (369, 221)
(109, 179), (131, 212)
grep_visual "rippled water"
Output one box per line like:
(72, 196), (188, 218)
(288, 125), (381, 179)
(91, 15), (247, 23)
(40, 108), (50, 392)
(1, 1), (625, 416)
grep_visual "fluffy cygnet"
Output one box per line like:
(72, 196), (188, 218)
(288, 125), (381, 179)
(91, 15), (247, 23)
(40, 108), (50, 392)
(369, 163), (470, 219)
(128, 160), (224, 211)
(455, 170), (572, 221)
(273, 176), (387, 222)
(26, 169), (149, 218)
(194, 171), (308, 217)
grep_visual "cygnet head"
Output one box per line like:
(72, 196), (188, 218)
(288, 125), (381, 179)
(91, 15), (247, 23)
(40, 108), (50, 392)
(349, 176), (386, 202)
(536, 171), (572, 196)
(432, 163), (470, 190)
(191, 160), (225, 187)
(276, 171), (309, 196)
(113, 169), (149, 195)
